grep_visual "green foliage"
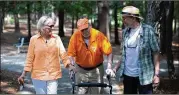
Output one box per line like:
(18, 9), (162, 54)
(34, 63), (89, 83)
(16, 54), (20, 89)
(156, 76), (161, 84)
(10, 18), (14, 24)
(32, 1), (54, 15)
(4, 1), (54, 15)
(63, 1), (97, 17)
(174, 1), (179, 20)
(5, 1), (28, 14)
(109, 1), (146, 28)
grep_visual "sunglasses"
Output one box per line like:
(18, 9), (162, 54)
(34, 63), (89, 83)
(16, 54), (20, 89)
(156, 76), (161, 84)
(44, 25), (54, 29)
(48, 25), (54, 28)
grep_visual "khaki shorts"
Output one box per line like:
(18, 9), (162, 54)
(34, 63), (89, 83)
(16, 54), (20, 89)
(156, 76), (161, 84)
(75, 64), (104, 94)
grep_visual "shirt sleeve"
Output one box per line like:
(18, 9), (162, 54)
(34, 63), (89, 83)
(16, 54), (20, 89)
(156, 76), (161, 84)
(149, 27), (160, 53)
(57, 36), (70, 68)
(24, 37), (35, 72)
(99, 32), (112, 55)
(67, 33), (76, 57)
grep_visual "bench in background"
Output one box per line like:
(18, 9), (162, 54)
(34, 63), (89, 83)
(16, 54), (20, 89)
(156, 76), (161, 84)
(14, 37), (29, 53)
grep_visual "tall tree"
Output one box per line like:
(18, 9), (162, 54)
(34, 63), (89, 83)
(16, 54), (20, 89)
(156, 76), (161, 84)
(165, 1), (175, 79)
(0, 1), (5, 33)
(71, 15), (74, 35)
(113, 2), (120, 44)
(52, 1), (67, 37)
(97, 1), (110, 41)
(146, 1), (161, 27)
(159, 1), (175, 79)
(58, 9), (65, 37)
(13, 1), (20, 33)
(14, 14), (20, 33)
(146, 1), (175, 79)
(37, 1), (43, 19)
(27, 2), (31, 40)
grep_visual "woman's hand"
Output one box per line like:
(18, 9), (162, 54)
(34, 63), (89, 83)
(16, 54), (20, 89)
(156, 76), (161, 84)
(17, 71), (27, 85)
(18, 75), (25, 85)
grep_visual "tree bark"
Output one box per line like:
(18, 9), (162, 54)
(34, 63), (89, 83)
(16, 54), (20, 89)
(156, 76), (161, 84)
(38, 1), (43, 19)
(160, 2), (167, 55)
(146, 1), (161, 27)
(58, 9), (64, 37)
(27, 2), (31, 41)
(146, 1), (175, 79)
(0, 1), (5, 33)
(174, 18), (176, 34)
(165, 1), (175, 79)
(114, 3), (120, 45)
(75, 14), (78, 29)
(97, 1), (110, 41)
(71, 15), (74, 35)
(14, 14), (20, 33)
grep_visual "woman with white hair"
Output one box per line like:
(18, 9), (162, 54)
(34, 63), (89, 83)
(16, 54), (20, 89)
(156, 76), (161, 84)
(17, 15), (72, 94)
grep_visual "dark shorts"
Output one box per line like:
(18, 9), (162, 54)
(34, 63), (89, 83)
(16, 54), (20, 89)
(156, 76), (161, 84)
(123, 74), (153, 94)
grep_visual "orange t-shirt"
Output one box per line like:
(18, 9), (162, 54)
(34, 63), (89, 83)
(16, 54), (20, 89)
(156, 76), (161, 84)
(67, 28), (112, 68)
(24, 33), (70, 80)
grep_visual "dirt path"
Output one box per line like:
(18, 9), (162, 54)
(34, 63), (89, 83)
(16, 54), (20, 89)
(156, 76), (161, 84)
(1, 70), (21, 94)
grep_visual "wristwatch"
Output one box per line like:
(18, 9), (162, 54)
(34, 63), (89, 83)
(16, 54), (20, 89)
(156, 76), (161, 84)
(155, 74), (159, 77)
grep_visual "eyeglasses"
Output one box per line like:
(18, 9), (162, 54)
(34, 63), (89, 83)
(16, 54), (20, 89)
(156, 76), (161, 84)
(47, 25), (54, 28)
(44, 25), (54, 30)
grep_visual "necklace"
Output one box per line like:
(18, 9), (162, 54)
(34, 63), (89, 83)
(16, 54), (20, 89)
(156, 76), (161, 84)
(43, 37), (49, 43)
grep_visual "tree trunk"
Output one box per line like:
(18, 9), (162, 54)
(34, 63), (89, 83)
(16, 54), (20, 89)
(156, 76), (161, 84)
(174, 18), (176, 34)
(97, 1), (110, 41)
(58, 9), (64, 37)
(31, 2), (36, 24)
(27, 2), (31, 41)
(75, 14), (78, 28)
(146, 1), (175, 79)
(106, 11), (110, 41)
(14, 14), (20, 33)
(146, 1), (161, 27)
(71, 15), (74, 35)
(0, 1), (5, 33)
(146, 1), (155, 27)
(114, 3), (120, 45)
(165, 1), (175, 79)
(38, 1), (43, 19)
(160, 2), (167, 55)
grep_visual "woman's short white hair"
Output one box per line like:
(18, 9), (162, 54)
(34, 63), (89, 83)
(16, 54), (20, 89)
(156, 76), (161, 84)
(37, 15), (53, 31)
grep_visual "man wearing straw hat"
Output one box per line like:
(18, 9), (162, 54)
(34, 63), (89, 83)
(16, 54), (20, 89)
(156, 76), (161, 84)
(113, 6), (160, 94)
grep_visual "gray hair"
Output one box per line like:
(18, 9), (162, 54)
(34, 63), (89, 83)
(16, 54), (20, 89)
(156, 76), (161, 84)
(36, 15), (53, 31)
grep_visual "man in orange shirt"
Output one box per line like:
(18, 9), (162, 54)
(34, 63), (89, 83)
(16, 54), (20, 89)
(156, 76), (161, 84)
(68, 17), (115, 94)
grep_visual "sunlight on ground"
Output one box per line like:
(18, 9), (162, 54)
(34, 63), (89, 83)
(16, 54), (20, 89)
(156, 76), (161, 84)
(1, 82), (18, 94)
(172, 43), (179, 47)
(174, 60), (179, 64)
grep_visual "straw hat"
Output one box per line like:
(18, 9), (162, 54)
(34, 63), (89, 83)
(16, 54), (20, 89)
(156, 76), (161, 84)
(121, 6), (143, 20)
